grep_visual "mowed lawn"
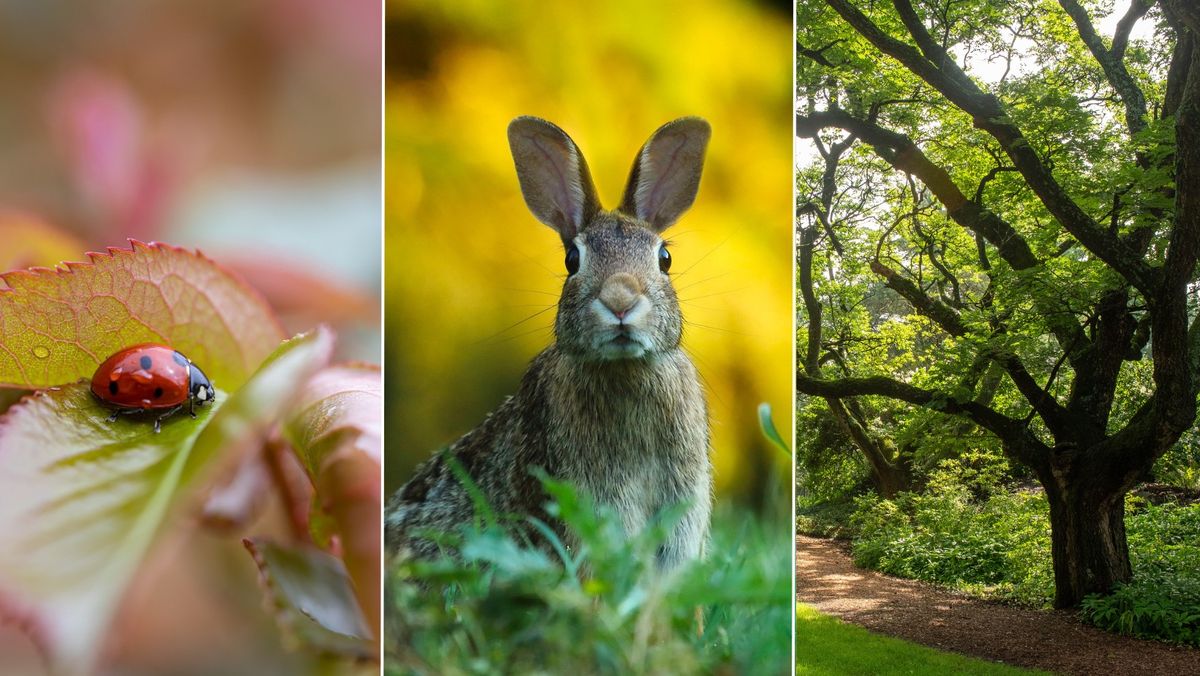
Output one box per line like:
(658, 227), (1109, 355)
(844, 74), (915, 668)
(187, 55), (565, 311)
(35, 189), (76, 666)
(795, 605), (1049, 676)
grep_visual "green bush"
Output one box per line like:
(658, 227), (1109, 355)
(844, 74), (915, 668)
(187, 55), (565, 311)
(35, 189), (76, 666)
(795, 399), (870, 503)
(1081, 578), (1200, 647)
(839, 478), (1200, 646)
(1153, 428), (1200, 491)
(847, 461), (1054, 603)
(849, 490), (1046, 593)
(795, 498), (859, 540)
(1081, 502), (1200, 646)
(386, 477), (790, 675)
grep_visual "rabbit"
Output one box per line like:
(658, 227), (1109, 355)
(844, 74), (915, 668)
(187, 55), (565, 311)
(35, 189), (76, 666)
(386, 116), (713, 572)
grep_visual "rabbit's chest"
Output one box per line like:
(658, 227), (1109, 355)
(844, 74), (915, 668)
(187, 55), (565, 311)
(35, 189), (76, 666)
(548, 381), (708, 533)
(566, 424), (702, 534)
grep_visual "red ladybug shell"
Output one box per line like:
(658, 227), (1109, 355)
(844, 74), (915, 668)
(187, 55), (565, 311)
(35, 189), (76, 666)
(91, 344), (191, 410)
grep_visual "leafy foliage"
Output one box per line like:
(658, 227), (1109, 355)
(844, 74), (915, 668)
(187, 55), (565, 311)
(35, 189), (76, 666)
(834, 483), (1200, 645)
(0, 240), (282, 389)
(849, 486), (1052, 603)
(0, 241), (379, 672)
(1154, 428), (1200, 491)
(1081, 578), (1200, 647)
(1082, 502), (1200, 646)
(0, 328), (332, 673)
(386, 478), (790, 675)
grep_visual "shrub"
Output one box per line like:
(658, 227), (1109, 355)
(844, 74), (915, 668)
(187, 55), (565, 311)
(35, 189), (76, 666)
(387, 477), (790, 675)
(1153, 428), (1200, 491)
(1081, 578), (1200, 646)
(795, 498), (860, 540)
(848, 467), (1053, 601)
(843, 484), (1200, 644)
(1081, 502), (1200, 646)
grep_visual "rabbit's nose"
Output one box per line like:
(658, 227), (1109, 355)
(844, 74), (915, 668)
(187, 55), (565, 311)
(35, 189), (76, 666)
(599, 273), (643, 319)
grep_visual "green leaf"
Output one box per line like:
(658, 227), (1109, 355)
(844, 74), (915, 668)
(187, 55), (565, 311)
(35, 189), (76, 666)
(243, 538), (374, 660)
(758, 402), (791, 456)
(0, 240), (283, 390)
(0, 327), (332, 674)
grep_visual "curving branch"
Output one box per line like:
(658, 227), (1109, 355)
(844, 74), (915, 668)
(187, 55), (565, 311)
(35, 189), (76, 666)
(869, 258), (967, 336)
(797, 107), (1090, 354)
(797, 38), (846, 67)
(823, 0), (1160, 296)
(794, 372), (1046, 463)
(869, 257), (1076, 438)
(1058, 0), (1150, 139)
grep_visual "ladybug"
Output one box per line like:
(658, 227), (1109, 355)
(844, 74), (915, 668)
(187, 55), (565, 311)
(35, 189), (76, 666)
(91, 344), (216, 433)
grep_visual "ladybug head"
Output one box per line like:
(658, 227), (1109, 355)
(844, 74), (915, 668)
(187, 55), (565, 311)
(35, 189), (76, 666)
(189, 364), (216, 407)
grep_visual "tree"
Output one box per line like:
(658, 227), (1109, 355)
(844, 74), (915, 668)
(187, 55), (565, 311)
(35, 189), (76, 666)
(797, 134), (914, 498)
(796, 0), (1200, 608)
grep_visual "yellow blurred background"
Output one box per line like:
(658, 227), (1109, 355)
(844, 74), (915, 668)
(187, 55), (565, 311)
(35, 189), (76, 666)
(386, 0), (792, 511)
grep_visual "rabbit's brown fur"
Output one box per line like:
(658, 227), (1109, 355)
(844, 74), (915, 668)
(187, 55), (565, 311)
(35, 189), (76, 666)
(386, 117), (713, 570)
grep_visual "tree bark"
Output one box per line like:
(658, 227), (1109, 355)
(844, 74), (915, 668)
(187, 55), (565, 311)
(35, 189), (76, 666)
(828, 397), (910, 498)
(1041, 464), (1132, 608)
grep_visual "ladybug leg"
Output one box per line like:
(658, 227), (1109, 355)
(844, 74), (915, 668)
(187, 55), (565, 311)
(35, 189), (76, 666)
(154, 406), (183, 434)
(106, 407), (144, 421)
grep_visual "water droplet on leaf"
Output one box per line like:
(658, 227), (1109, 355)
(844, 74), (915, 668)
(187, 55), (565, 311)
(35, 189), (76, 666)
(32, 346), (49, 359)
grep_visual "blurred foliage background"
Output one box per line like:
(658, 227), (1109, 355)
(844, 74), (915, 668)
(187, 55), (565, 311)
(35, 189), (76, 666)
(386, 0), (793, 512)
(0, 1), (379, 673)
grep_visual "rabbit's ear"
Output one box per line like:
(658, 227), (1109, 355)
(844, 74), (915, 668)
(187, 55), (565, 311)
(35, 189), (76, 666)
(618, 117), (710, 232)
(508, 117), (600, 242)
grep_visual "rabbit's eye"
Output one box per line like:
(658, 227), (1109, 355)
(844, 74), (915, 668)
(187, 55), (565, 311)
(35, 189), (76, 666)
(565, 244), (581, 275)
(658, 245), (672, 273)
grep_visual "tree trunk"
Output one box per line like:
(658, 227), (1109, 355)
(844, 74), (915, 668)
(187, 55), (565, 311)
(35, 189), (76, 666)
(1043, 474), (1132, 608)
(828, 398), (911, 498)
(868, 453), (911, 500)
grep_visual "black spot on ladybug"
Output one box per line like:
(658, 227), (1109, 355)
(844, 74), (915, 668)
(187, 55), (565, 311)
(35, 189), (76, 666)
(140, 356), (152, 369)
(154, 387), (164, 399)
(172, 351), (188, 367)
(109, 381), (118, 395)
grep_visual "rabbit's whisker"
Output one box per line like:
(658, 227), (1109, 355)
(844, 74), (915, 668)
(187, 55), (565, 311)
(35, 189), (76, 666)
(674, 272), (732, 294)
(679, 344), (728, 409)
(679, 287), (747, 302)
(475, 305), (557, 344)
(509, 245), (567, 278)
(670, 238), (729, 281)
(504, 287), (560, 298)
(683, 319), (747, 337)
(486, 323), (555, 346)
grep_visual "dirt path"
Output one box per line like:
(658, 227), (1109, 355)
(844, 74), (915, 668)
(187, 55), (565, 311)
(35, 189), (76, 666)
(796, 535), (1200, 675)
